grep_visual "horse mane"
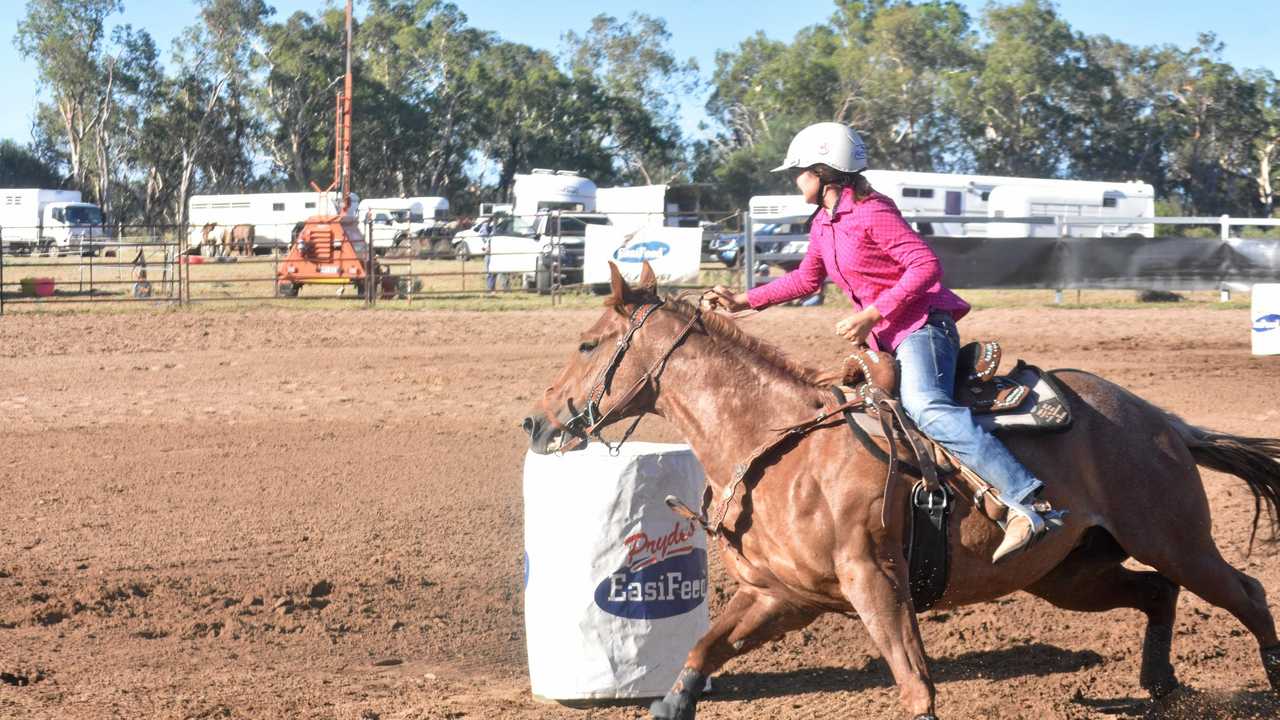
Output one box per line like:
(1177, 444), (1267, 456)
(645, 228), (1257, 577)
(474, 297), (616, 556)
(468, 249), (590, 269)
(661, 294), (835, 388)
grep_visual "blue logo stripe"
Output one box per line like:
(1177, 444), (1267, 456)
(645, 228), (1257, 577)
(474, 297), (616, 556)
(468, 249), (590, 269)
(593, 549), (708, 619)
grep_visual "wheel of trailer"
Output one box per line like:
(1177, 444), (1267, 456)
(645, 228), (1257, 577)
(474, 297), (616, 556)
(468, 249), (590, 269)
(276, 279), (299, 297)
(453, 242), (470, 262)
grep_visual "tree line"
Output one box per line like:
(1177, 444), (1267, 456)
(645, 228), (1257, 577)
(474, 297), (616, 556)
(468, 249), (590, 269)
(5, 0), (1278, 227)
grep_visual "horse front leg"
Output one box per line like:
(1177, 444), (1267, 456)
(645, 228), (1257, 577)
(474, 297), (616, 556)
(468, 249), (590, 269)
(841, 549), (936, 719)
(650, 587), (817, 720)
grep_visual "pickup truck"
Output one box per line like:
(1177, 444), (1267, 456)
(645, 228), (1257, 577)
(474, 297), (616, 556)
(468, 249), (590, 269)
(479, 212), (613, 292)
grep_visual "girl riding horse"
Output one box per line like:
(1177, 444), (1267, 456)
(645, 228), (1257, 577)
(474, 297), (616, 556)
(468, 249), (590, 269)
(703, 122), (1061, 564)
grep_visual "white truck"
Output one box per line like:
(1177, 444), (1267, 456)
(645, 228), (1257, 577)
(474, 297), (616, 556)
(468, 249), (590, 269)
(357, 196), (450, 254)
(0, 189), (110, 255)
(453, 169), (598, 261)
(187, 191), (359, 252)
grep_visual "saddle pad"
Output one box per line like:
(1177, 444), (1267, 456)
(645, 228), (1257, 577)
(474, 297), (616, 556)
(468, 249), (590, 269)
(845, 364), (1072, 439)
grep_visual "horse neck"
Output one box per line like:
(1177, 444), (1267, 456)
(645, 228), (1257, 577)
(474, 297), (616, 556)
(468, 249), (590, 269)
(649, 321), (826, 489)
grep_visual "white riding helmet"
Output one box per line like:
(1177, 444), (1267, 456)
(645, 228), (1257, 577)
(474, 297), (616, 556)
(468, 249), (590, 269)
(772, 122), (868, 173)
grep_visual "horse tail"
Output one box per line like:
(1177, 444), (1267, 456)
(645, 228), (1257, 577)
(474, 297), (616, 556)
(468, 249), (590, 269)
(1168, 414), (1280, 550)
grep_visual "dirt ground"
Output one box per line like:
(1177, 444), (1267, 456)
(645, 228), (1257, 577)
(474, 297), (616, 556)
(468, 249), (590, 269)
(2, 299), (1279, 719)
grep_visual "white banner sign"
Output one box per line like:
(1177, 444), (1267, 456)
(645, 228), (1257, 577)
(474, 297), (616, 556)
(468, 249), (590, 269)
(584, 226), (703, 285)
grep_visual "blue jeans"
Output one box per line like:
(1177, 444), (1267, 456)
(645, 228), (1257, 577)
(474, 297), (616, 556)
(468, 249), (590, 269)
(895, 311), (1043, 505)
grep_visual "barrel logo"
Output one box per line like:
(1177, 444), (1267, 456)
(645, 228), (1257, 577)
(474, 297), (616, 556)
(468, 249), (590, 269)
(594, 520), (707, 619)
(613, 241), (670, 264)
(1253, 313), (1280, 333)
(594, 549), (707, 619)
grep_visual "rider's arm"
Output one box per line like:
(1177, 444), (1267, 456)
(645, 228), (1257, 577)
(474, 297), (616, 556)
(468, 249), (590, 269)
(745, 238), (827, 310)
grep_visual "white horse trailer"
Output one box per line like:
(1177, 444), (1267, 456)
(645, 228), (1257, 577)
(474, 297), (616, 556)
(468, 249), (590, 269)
(861, 170), (1154, 238)
(187, 191), (359, 251)
(985, 184), (1156, 238)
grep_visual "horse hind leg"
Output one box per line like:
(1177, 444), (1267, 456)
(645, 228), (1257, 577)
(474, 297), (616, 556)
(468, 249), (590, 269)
(650, 588), (817, 720)
(1152, 548), (1280, 691)
(1026, 528), (1182, 698)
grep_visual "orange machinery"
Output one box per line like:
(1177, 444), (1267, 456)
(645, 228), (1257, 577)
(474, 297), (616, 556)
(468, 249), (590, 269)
(275, 0), (395, 299)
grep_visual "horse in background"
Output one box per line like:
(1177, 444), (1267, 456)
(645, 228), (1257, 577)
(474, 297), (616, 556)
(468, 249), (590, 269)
(221, 224), (255, 256)
(199, 222), (219, 255)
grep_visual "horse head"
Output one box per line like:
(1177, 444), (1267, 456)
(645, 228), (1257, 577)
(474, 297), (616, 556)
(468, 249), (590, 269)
(523, 261), (678, 455)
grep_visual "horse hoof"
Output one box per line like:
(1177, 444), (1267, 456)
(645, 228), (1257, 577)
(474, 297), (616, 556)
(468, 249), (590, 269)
(1144, 676), (1181, 700)
(1263, 643), (1280, 692)
(649, 697), (693, 720)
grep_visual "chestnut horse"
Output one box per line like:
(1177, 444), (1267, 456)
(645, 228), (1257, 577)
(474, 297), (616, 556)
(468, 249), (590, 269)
(523, 263), (1280, 719)
(221, 224), (254, 256)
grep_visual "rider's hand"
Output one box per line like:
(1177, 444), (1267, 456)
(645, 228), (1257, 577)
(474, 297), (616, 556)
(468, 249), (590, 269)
(835, 306), (883, 345)
(701, 285), (750, 313)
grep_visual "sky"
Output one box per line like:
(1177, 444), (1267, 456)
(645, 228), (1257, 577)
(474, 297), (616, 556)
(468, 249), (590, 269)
(2, 0), (1279, 148)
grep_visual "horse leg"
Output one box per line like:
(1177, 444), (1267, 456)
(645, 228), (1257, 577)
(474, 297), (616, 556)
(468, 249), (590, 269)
(840, 555), (936, 718)
(1147, 548), (1279, 690)
(1103, 456), (1280, 693)
(1025, 530), (1181, 698)
(650, 588), (817, 720)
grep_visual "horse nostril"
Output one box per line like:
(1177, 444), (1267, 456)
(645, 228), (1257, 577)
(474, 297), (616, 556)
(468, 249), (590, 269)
(522, 416), (537, 438)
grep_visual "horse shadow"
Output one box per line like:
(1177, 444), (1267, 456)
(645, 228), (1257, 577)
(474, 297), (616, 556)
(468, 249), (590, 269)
(1076, 687), (1280, 719)
(708, 642), (1102, 701)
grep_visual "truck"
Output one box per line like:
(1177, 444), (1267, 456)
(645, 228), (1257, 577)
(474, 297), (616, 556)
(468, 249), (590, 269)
(357, 196), (450, 254)
(0, 189), (110, 256)
(453, 169), (598, 261)
(485, 211), (613, 292)
(187, 191), (359, 253)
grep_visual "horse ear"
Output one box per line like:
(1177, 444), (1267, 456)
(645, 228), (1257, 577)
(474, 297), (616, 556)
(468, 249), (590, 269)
(637, 261), (657, 293)
(607, 262), (629, 305)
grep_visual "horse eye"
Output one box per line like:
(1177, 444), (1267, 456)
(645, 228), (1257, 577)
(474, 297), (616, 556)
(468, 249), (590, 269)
(579, 340), (599, 354)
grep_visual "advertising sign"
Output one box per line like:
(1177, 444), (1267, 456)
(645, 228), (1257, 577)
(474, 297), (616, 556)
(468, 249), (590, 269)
(583, 226), (703, 285)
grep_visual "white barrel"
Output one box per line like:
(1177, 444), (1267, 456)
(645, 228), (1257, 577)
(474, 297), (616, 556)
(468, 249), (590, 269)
(523, 442), (709, 700)
(1253, 284), (1280, 356)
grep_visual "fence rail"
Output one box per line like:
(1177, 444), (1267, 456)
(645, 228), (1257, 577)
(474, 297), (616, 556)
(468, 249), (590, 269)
(2, 212), (1279, 315)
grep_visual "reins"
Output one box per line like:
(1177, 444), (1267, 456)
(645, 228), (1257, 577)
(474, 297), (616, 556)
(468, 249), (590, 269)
(561, 297), (703, 455)
(557, 296), (938, 538)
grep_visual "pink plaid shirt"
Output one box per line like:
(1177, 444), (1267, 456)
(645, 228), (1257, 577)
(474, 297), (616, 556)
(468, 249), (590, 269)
(746, 188), (970, 352)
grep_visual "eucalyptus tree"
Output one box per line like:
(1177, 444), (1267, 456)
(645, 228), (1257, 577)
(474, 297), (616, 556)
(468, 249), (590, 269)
(255, 10), (344, 189)
(561, 12), (698, 184)
(15, 0), (157, 217)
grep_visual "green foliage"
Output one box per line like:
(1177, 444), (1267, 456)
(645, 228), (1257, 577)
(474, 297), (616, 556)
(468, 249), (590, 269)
(0, 139), (63, 187)
(12, 0), (1280, 225)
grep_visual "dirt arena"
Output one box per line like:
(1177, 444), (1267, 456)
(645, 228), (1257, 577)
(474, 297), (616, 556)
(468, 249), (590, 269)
(2, 298), (1279, 719)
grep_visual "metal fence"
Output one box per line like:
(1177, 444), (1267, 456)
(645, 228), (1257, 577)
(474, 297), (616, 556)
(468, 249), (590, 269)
(0, 211), (750, 313)
(5, 212), (1280, 315)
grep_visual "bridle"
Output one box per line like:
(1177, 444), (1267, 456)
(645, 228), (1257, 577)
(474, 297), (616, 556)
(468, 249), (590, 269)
(560, 298), (702, 455)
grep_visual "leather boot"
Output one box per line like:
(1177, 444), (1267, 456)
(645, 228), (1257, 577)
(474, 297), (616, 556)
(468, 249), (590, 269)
(992, 506), (1045, 564)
